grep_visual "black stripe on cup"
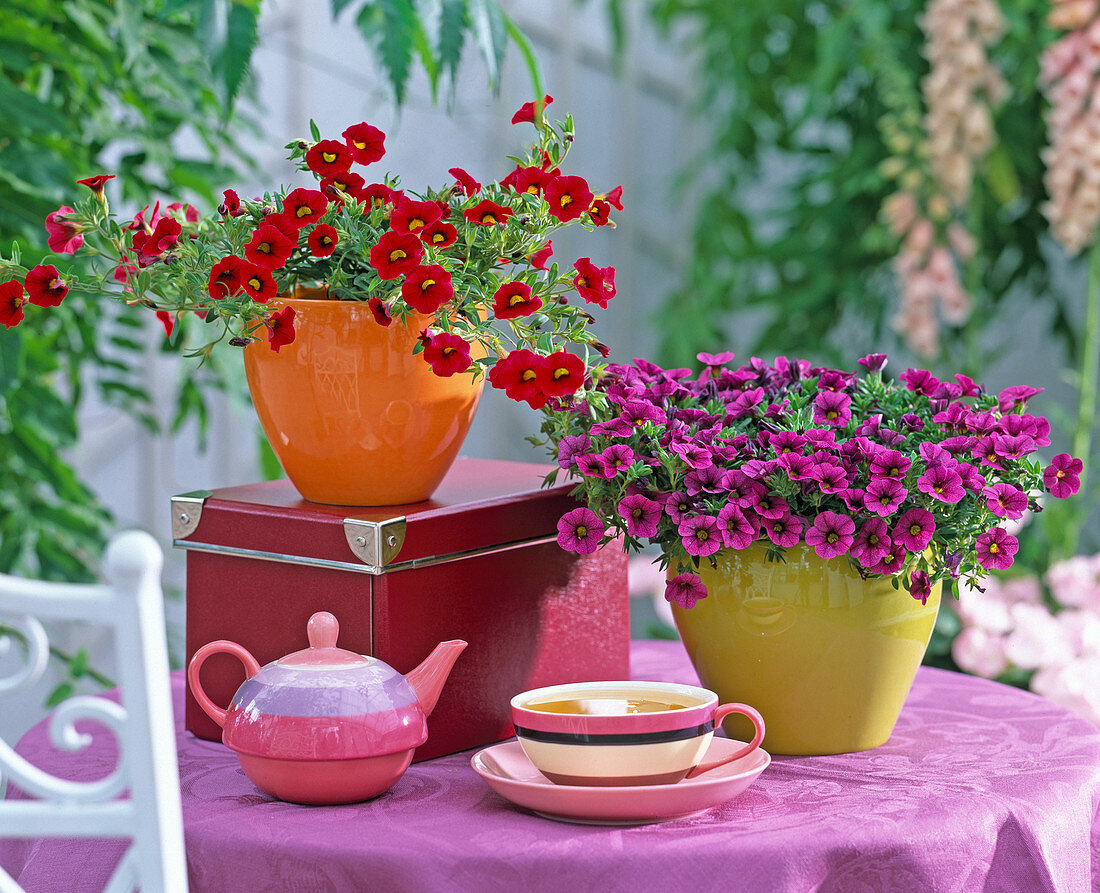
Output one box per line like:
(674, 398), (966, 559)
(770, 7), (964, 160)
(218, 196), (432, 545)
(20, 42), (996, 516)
(513, 721), (714, 746)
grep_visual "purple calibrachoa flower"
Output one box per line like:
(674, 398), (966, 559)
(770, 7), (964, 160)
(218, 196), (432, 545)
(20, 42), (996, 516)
(893, 507), (936, 552)
(768, 431), (807, 454)
(697, 350), (735, 367)
(717, 504), (757, 549)
(670, 441), (713, 469)
(665, 572), (707, 609)
(764, 512), (803, 548)
(751, 491), (790, 520)
(863, 478), (907, 517)
(901, 368), (941, 396)
(997, 384), (1043, 412)
(992, 433), (1036, 461)
(684, 465), (725, 495)
(777, 452), (814, 481)
(867, 547), (907, 575)
(813, 463), (849, 494)
(575, 453), (604, 477)
(850, 518), (892, 568)
(975, 527), (1019, 570)
(983, 483), (1028, 520)
(813, 391), (852, 427)
(557, 508), (604, 554)
(556, 434), (590, 470)
(971, 436), (1004, 470)
(957, 463), (987, 493)
(858, 352), (887, 373)
(1044, 453), (1083, 498)
(662, 491), (693, 523)
(917, 465), (965, 504)
(618, 493), (662, 538)
(678, 515), (723, 557)
(908, 570), (932, 606)
(805, 511), (856, 559)
(870, 449), (910, 480)
(596, 444), (635, 478)
(838, 488), (866, 512)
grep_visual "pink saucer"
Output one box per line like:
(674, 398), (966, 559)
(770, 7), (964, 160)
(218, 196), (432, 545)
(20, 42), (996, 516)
(471, 737), (770, 825)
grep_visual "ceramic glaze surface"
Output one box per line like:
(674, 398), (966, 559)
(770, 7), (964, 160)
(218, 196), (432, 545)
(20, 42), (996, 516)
(672, 542), (941, 756)
(243, 297), (483, 505)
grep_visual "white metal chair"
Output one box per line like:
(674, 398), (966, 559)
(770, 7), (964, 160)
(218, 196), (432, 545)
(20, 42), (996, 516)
(0, 531), (186, 893)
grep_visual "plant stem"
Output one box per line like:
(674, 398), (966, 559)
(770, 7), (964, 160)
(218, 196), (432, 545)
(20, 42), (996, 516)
(1065, 241), (1100, 556)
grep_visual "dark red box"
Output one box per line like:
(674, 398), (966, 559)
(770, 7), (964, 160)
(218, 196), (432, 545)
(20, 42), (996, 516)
(175, 458), (629, 761)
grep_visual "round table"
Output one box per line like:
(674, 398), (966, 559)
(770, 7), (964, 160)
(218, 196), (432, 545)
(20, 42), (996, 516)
(3, 640), (1100, 892)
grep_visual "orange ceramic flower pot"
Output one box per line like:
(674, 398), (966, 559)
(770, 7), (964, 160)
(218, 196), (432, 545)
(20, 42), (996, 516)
(243, 297), (483, 505)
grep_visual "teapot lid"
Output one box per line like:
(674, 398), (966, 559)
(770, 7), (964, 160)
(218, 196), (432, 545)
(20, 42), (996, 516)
(277, 612), (370, 668)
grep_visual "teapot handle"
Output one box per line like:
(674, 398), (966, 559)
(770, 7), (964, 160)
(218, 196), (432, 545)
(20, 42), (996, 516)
(187, 641), (262, 729)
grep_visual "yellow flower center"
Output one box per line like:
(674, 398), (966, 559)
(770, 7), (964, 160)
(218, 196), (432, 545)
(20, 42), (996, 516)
(909, 524), (921, 536)
(989, 543), (1000, 553)
(560, 195), (573, 207)
(409, 217), (425, 230)
(442, 347), (455, 356)
(826, 532), (839, 544)
(576, 276), (587, 288)
(522, 369), (537, 382)
(432, 233), (446, 243)
(248, 277), (261, 290)
(322, 151), (338, 163)
(553, 367), (570, 380)
(389, 249), (407, 262)
(353, 139), (366, 150)
(576, 525), (588, 537)
(508, 293), (527, 307)
(295, 206), (312, 218)
(422, 279), (436, 290)
(257, 242), (271, 254)
(481, 213), (497, 225)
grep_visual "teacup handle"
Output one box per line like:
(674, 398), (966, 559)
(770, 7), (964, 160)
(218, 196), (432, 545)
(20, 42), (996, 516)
(685, 703), (765, 779)
(187, 641), (262, 729)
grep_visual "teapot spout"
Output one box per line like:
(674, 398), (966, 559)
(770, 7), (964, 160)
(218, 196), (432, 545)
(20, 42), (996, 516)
(406, 640), (467, 717)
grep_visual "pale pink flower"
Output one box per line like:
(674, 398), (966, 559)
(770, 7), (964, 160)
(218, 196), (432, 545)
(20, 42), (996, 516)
(1004, 603), (1073, 669)
(1045, 554), (1100, 610)
(954, 578), (1014, 633)
(952, 626), (1009, 678)
(1031, 658), (1100, 727)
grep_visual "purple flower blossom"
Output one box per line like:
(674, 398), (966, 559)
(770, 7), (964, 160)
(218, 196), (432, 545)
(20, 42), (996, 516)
(678, 514), (723, 557)
(1000, 414), (1051, 447)
(817, 370), (854, 392)
(850, 518), (892, 568)
(947, 373), (980, 397)
(932, 402), (971, 430)
(684, 464), (724, 495)
(805, 511), (856, 559)
(878, 428), (907, 447)
(857, 353), (888, 373)
(750, 491), (790, 520)
(867, 547), (907, 575)
(840, 436), (878, 463)
(1044, 453), (1084, 498)
(975, 527), (1019, 570)
(863, 478), (907, 517)
(763, 512), (802, 548)
(893, 507), (936, 552)
(997, 385), (1043, 412)
(768, 430), (807, 454)
(901, 368), (941, 396)
(900, 413), (924, 431)
(992, 433), (1036, 461)
(741, 458), (777, 479)
(919, 442), (956, 468)
(813, 464), (849, 493)
(557, 508), (604, 554)
(665, 572), (707, 609)
(940, 435), (978, 455)
(596, 445), (635, 479)
(618, 493), (663, 538)
(662, 491), (693, 523)
(956, 463), (987, 492)
(556, 434), (590, 470)
(777, 452), (815, 481)
(670, 441), (713, 469)
(971, 436), (1004, 470)
(717, 504), (757, 549)
(697, 350), (735, 366)
(576, 453), (604, 477)
(869, 449), (910, 480)
(908, 570), (932, 606)
(813, 391), (852, 427)
(727, 387), (764, 418)
(983, 483), (1028, 520)
(838, 488), (866, 512)
(917, 465), (965, 503)
(965, 412), (998, 435)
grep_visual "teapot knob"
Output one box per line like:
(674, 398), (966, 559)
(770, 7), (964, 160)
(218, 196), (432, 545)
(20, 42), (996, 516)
(307, 612), (339, 649)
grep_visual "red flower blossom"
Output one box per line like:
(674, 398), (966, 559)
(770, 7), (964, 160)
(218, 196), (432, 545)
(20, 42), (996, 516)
(361, 183), (400, 209)
(241, 264), (278, 302)
(308, 224), (338, 257)
(113, 255), (137, 288)
(131, 217), (182, 264)
(464, 199), (513, 227)
(545, 175), (593, 222)
(501, 165), (553, 196)
(539, 350), (585, 398)
(600, 185), (624, 211)
(368, 297), (392, 327)
(76, 174), (115, 197)
(219, 189), (242, 216)
(305, 139), (353, 177)
(572, 257), (616, 308)
(421, 331), (472, 377)
(402, 264), (454, 314)
(25, 264), (68, 307)
(207, 255), (249, 300)
(260, 212), (300, 242)
(319, 171), (367, 205)
(45, 206), (84, 254)
(448, 167), (481, 196)
(511, 94), (553, 124)
(492, 281), (542, 319)
(265, 306), (296, 352)
(342, 122), (386, 165)
(166, 202), (200, 223)
(588, 200), (612, 226)
(0, 279), (25, 328)
(527, 240), (553, 269)
(420, 219), (458, 248)
(369, 230), (423, 280)
(390, 197), (443, 234)
(245, 224), (296, 270)
(155, 310), (175, 339)
(282, 188), (329, 228)
(488, 349), (547, 408)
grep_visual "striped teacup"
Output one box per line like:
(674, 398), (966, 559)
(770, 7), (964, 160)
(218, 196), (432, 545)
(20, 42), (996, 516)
(511, 681), (765, 787)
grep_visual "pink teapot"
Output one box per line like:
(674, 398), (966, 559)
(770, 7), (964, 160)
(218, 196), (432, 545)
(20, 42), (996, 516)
(187, 611), (466, 805)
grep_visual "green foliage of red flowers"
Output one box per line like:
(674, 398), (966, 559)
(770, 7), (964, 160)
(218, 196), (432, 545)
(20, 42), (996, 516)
(539, 354), (1084, 609)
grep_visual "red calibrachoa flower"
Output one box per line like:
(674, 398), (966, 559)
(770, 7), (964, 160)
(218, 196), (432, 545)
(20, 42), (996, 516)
(600, 185), (624, 211)
(572, 257), (616, 308)
(401, 264), (454, 314)
(167, 202), (200, 223)
(241, 264), (278, 302)
(319, 171), (367, 204)
(361, 183), (400, 209)
(502, 165), (553, 196)
(492, 281), (542, 319)
(305, 139), (353, 177)
(448, 167), (481, 196)
(245, 224), (295, 270)
(155, 310), (174, 338)
(207, 255), (249, 300)
(25, 264), (68, 307)
(488, 349), (547, 409)
(342, 122), (386, 165)
(588, 200), (612, 227)
(76, 174), (115, 197)
(308, 224), (338, 257)
(131, 217), (182, 264)
(0, 279), (25, 328)
(369, 230), (423, 279)
(464, 199), (513, 226)
(420, 219), (458, 248)
(539, 350), (585, 398)
(545, 175), (594, 222)
(283, 188), (329, 227)
(45, 207), (84, 254)
(512, 94), (553, 125)
(390, 197), (443, 234)
(421, 331), (472, 376)
(527, 240), (553, 269)
(219, 189), (242, 216)
(260, 212), (299, 242)
(266, 305), (296, 352)
(368, 297), (392, 327)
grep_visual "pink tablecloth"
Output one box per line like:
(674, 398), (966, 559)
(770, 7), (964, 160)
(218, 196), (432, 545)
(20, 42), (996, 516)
(3, 640), (1100, 892)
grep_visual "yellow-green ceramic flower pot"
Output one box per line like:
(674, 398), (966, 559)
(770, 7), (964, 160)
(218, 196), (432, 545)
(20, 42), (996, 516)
(671, 542), (940, 756)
